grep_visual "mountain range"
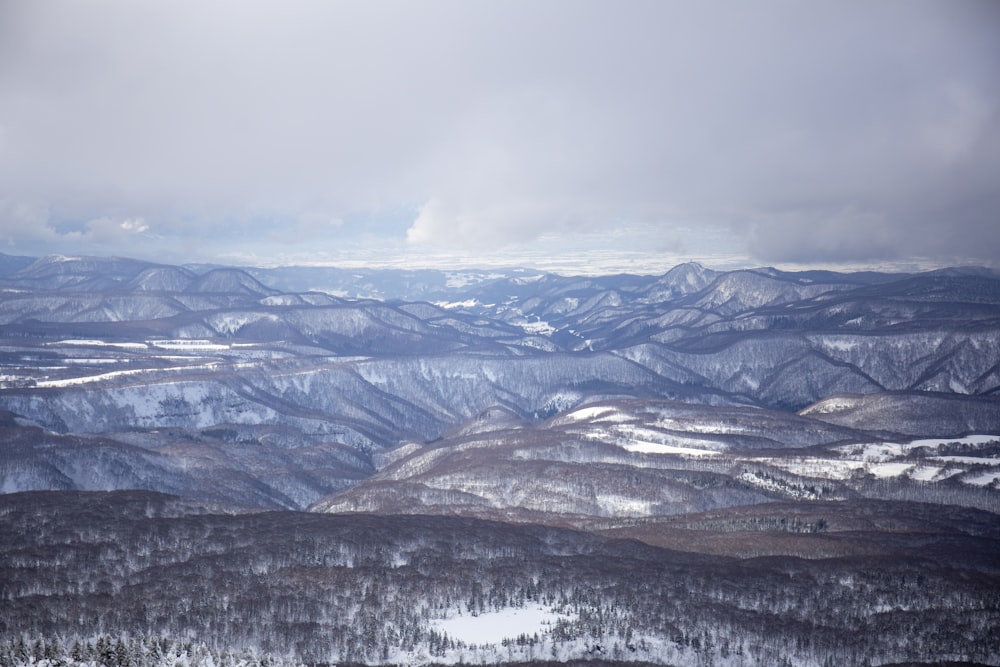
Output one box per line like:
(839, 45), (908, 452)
(1, 253), (998, 666)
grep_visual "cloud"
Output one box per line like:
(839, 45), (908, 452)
(0, 0), (998, 268)
(82, 216), (151, 244)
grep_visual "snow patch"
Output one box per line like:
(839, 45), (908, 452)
(433, 299), (481, 309)
(868, 462), (914, 478)
(595, 493), (655, 515)
(908, 465), (943, 481)
(430, 604), (573, 646)
(964, 470), (1000, 487)
(150, 339), (231, 351)
(559, 406), (627, 423)
(818, 337), (860, 352)
(837, 435), (999, 461)
(35, 368), (156, 388)
(62, 358), (124, 365)
(517, 319), (556, 335)
(802, 397), (858, 414)
(49, 339), (149, 350)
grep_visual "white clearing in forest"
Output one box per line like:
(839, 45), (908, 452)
(559, 406), (628, 423)
(49, 339), (149, 349)
(964, 470), (1000, 487)
(430, 604), (572, 646)
(868, 462), (914, 478)
(908, 465), (943, 481)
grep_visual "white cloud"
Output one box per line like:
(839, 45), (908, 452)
(119, 218), (149, 234)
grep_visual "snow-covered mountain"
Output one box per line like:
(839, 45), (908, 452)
(311, 395), (1000, 521)
(2, 254), (1000, 667)
(1, 254), (998, 510)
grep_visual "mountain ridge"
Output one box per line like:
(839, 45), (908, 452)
(2, 254), (999, 666)
(1, 254), (998, 510)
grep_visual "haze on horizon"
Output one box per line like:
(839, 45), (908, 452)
(1, 0), (998, 274)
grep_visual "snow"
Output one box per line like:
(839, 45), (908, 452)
(868, 462), (914, 478)
(433, 299), (481, 309)
(622, 441), (720, 457)
(757, 434), (1000, 485)
(802, 397), (858, 414)
(836, 435), (999, 461)
(767, 458), (865, 480)
(63, 358), (124, 364)
(738, 470), (820, 499)
(908, 465), (943, 481)
(964, 470), (1000, 487)
(653, 417), (748, 434)
(559, 406), (628, 423)
(851, 443), (905, 462)
(208, 313), (279, 335)
(49, 339), (149, 349)
(595, 493), (655, 514)
(445, 271), (505, 288)
(35, 368), (155, 388)
(518, 319), (556, 335)
(819, 338), (860, 352)
(430, 604), (573, 645)
(150, 339), (231, 351)
(32, 359), (243, 388)
(905, 434), (998, 449)
(930, 455), (1000, 465)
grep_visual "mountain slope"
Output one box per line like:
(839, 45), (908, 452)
(1, 255), (998, 511)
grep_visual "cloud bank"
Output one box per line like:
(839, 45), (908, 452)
(0, 0), (998, 269)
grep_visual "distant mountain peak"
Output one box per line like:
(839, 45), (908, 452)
(644, 262), (717, 302)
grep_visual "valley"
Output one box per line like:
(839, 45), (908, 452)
(1, 254), (999, 666)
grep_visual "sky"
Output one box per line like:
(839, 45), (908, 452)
(1, 0), (998, 274)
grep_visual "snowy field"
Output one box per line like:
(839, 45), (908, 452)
(429, 604), (573, 645)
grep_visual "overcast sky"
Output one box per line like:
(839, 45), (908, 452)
(1, 0), (998, 273)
